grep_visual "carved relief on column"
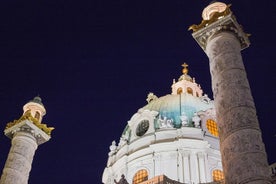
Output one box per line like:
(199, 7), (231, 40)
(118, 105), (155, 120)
(190, 2), (271, 183)
(204, 31), (271, 184)
(220, 106), (261, 142)
(0, 132), (37, 184)
(206, 32), (261, 141)
(221, 129), (270, 183)
(211, 69), (254, 117)
(206, 33), (255, 113)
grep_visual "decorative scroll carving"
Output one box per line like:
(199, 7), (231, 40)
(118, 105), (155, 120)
(191, 9), (250, 51)
(188, 4), (232, 33)
(6, 111), (54, 136)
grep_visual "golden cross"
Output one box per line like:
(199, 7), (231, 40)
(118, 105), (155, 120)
(182, 63), (189, 75)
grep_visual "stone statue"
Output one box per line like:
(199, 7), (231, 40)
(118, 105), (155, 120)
(108, 141), (117, 156)
(114, 174), (129, 184)
(166, 119), (173, 128)
(158, 116), (174, 128)
(192, 112), (201, 128)
(146, 92), (158, 103)
(180, 113), (188, 127)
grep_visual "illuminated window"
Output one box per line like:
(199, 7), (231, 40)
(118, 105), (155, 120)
(187, 87), (193, 95)
(206, 119), (219, 137)
(132, 169), (148, 184)
(177, 88), (183, 94)
(35, 111), (40, 120)
(212, 169), (224, 182)
(24, 109), (31, 115)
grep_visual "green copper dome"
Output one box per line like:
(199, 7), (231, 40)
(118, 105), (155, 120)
(143, 93), (213, 128)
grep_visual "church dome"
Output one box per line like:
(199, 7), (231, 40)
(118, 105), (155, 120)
(103, 64), (222, 184)
(120, 63), (214, 140)
(120, 91), (214, 147)
(143, 93), (213, 128)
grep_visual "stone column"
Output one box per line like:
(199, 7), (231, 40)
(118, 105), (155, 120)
(0, 97), (53, 184)
(0, 132), (38, 184)
(190, 2), (272, 184)
(207, 32), (271, 184)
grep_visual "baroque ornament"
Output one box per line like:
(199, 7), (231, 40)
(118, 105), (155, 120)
(6, 111), (54, 136)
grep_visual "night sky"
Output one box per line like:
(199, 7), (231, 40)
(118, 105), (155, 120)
(0, 0), (275, 183)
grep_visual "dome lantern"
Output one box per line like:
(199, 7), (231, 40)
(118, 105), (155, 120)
(23, 96), (46, 123)
(171, 64), (203, 97)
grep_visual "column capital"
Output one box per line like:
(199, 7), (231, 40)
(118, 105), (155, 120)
(4, 120), (51, 145)
(190, 8), (250, 51)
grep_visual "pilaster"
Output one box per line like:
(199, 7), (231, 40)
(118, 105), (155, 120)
(190, 152), (199, 183)
(198, 152), (206, 183)
(181, 151), (191, 183)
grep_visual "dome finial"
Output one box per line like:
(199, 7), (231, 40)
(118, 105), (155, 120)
(31, 96), (44, 106)
(182, 63), (189, 75)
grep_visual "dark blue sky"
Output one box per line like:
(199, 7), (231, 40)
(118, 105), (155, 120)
(0, 0), (275, 183)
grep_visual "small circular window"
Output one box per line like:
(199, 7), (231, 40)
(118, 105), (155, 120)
(206, 119), (219, 137)
(136, 120), (149, 136)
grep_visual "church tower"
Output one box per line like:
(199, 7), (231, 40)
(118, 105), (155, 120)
(0, 97), (54, 184)
(190, 2), (272, 183)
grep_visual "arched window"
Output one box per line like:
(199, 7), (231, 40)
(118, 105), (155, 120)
(24, 109), (31, 115)
(177, 88), (183, 94)
(212, 169), (224, 182)
(187, 87), (193, 95)
(35, 111), (40, 120)
(132, 169), (148, 184)
(206, 119), (219, 137)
